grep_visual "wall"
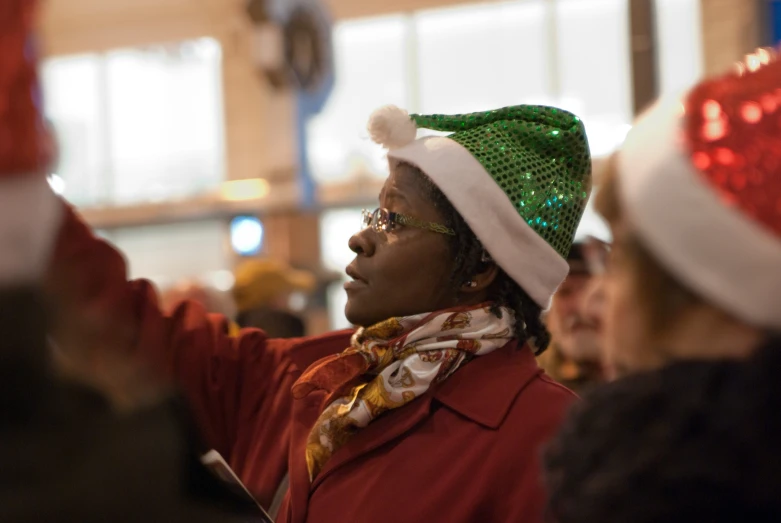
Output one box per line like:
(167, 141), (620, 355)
(325, 0), (499, 19)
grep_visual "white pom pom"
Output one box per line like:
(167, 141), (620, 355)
(367, 105), (418, 149)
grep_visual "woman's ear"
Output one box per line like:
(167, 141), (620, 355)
(460, 262), (499, 294)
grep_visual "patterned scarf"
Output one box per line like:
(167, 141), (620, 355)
(292, 303), (516, 481)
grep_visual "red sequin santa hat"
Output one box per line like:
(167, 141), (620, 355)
(616, 48), (781, 329)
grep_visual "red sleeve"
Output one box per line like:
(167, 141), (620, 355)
(46, 203), (292, 458)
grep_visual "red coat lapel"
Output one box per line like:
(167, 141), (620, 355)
(309, 392), (435, 492)
(287, 388), (325, 523)
(285, 340), (434, 518)
(434, 339), (542, 428)
(285, 330), (353, 523)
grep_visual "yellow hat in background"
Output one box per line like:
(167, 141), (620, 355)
(232, 259), (316, 312)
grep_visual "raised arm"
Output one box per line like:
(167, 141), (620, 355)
(45, 203), (291, 458)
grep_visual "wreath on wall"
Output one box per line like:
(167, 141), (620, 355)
(246, 0), (332, 93)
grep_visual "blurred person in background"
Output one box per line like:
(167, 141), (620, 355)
(48, 103), (591, 522)
(543, 47), (781, 522)
(584, 48), (781, 379)
(232, 259), (315, 338)
(538, 240), (609, 393)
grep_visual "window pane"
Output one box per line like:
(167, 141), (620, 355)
(415, 0), (549, 115)
(307, 16), (410, 184)
(108, 220), (230, 287)
(319, 208), (362, 273)
(655, 0), (703, 96)
(319, 208), (362, 330)
(106, 38), (225, 204)
(575, 194), (611, 242)
(326, 281), (351, 331)
(555, 0), (632, 156)
(41, 54), (106, 206)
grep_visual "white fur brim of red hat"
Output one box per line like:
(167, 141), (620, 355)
(616, 94), (781, 330)
(0, 175), (61, 283)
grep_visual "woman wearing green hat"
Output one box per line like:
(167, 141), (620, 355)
(48, 103), (591, 522)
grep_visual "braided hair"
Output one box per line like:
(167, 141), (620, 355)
(403, 162), (551, 354)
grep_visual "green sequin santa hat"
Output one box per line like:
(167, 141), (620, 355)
(367, 104), (592, 308)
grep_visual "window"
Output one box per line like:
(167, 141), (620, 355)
(309, 1), (702, 324)
(42, 38), (225, 207)
(306, 0), (635, 185)
(654, 0), (703, 96)
(415, 1), (550, 114)
(554, 0), (632, 156)
(42, 54), (106, 205)
(101, 219), (231, 290)
(574, 191), (611, 242)
(319, 207), (363, 329)
(306, 17), (411, 185)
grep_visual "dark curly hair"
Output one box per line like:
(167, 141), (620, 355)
(400, 162), (551, 354)
(544, 338), (781, 523)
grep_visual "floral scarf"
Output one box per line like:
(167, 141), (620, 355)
(292, 303), (516, 481)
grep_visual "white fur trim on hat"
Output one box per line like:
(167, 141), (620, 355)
(389, 136), (569, 308)
(617, 96), (781, 330)
(0, 175), (62, 283)
(367, 105), (418, 150)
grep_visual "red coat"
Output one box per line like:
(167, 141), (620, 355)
(50, 205), (577, 522)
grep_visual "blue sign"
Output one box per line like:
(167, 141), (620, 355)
(294, 0), (335, 207)
(297, 77), (334, 206)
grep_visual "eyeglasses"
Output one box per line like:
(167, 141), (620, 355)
(361, 208), (455, 236)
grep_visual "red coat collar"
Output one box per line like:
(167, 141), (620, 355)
(433, 339), (543, 429)
(286, 330), (353, 374)
(288, 331), (542, 431)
